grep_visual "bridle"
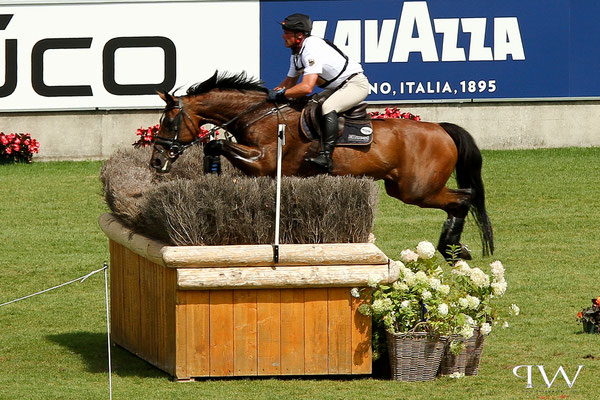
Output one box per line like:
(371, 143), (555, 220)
(154, 97), (203, 160)
(153, 95), (287, 160)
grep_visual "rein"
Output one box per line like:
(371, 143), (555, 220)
(154, 96), (284, 159)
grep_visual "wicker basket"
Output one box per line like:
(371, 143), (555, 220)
(464, 327), (486, 375)
(386, 330), (447, 381)
(439, 334), (468, 376)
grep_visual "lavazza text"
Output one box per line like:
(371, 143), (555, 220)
(311, 2), (525, 97)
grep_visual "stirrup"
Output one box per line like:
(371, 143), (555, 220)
(307, 152), (332, 170)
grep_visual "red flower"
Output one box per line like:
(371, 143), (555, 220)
(578, 312), (583, 318)
(0, 136), (7, 145)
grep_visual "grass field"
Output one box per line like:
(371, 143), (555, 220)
(1, 147), (599, 399)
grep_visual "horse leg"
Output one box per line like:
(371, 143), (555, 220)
(204, 139), (271, 176)
(438, 215), (471, 261)
(384, 180), (473, 260)
(433, 188), (473, 260)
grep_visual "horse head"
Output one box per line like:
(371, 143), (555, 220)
(150, 91), (205, 173)
(150, 71), (272, 173)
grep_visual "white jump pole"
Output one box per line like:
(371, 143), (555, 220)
(273, 123), (285, 263)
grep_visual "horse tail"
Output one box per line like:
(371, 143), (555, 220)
(439, 122), (494, 256)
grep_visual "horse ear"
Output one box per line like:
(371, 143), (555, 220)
(158, 91), (175, 104)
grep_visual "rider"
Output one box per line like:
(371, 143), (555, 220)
(266, 13), (370, 170)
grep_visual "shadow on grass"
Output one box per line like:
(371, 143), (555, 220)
(47, 331), (393, 381)
(47, 331), (169, 379)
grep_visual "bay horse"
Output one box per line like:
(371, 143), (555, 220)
(150, 71), (493, 259)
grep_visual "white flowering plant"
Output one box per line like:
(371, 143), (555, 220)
(358, 241), (456, 338)
(355, 241), (519, 359)
(446, 254), (519, 337)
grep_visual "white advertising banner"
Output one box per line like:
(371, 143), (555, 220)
(0, 1), (260, 111)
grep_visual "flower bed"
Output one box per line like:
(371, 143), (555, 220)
(0, 132), (40, 163)
(133, 123), (211, 148)
(369, 107), (421, 121)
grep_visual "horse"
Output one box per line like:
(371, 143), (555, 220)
(150, 71), (493, 259)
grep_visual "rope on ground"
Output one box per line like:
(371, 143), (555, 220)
(0, 265), (106, 307)
(0, 262), (112, 400)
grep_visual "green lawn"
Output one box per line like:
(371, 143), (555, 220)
(1, 148), (599, 399)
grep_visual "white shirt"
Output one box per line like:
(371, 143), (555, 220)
(287, 36), (363, 89)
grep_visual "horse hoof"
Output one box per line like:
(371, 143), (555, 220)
(459, 244), (472, 260)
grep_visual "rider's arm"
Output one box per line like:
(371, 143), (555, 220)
(275, 76), (299, 91)
(282, 73), (318, 99)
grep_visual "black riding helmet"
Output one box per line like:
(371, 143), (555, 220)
(281, 13), (312, 35)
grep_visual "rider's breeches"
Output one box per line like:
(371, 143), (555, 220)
(319, 73), (370, 115)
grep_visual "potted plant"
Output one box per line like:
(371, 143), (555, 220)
(441, 257), (519, 376)
(577, 297), (600, 334)
(358, 241), (462, 381)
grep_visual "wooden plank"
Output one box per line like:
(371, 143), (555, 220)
(184, 291), (210, 377)
(233, 290), (258, 376)
(304, 288), (328, 374)
(155, 259), (166, 371)
(139, 257), (159, 367)
(351, 294), (372, 374)
(163, 266), (178, 376)
(177, 264), (391, 290)
(257, 289), (281, 375)
(280, 289), (305, 375)
(122, 247), (141, 351)
(175, 291), (188, 379)
(327, 288), (352, 374)
(162, 243), (388, 267)
(209, 290), (234, 376)
(109, 240), (124, 346)
(99, 213), (166, 266)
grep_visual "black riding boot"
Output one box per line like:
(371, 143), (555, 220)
(308, 111), (338, 171)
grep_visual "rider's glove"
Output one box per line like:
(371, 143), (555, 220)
(266, 88), (287, 103)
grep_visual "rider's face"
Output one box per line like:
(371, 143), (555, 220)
(282, 29), (300, 48)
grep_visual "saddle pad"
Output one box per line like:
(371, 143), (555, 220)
(300, 108), (373, 146)
(339, 120), (373, 145)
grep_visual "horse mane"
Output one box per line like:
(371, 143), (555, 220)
(187, 71), (268, 95)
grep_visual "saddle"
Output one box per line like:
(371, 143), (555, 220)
(299, 97), (373, 146)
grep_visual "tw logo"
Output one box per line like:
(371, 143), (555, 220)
(513, 365), (583, 389)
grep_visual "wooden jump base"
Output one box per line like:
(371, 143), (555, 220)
(99, 213), (398, 379)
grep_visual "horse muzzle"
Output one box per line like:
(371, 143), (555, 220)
(150, 153), (173, 173)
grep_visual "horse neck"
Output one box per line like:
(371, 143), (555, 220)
(193, 90), (265, 125)
(192, 90), (276, 144)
